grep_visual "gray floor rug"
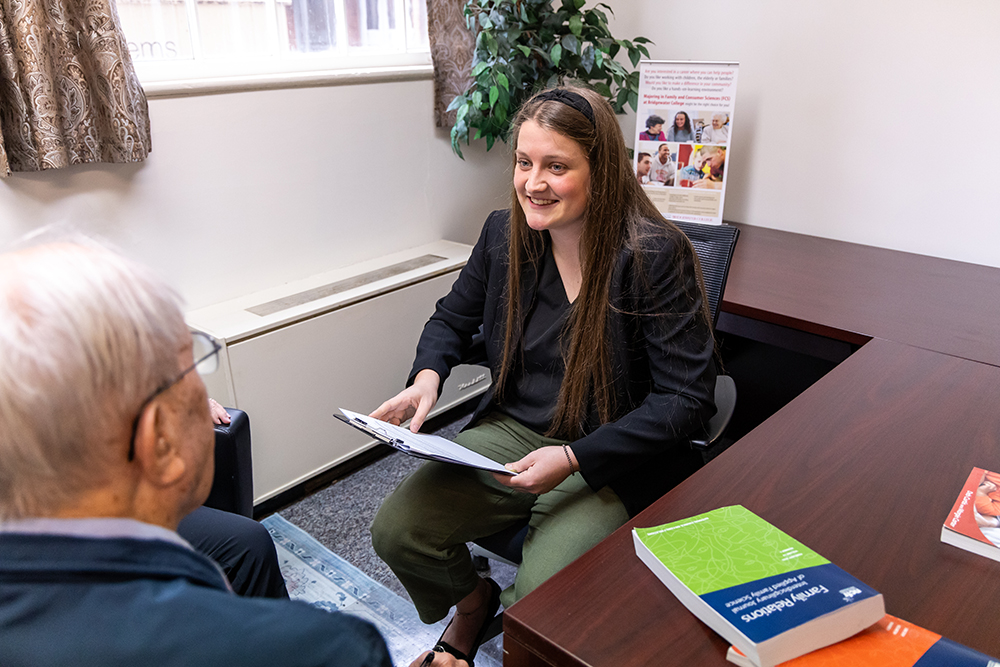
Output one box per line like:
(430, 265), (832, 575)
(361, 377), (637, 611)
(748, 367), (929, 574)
(269, 428), (513, 666)
(263, 514), (484, 667)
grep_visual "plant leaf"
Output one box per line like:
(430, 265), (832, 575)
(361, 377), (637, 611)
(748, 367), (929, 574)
(580, 44), (595, 74)
(497, 71), (509, 91)
(550, 43), (563, 66)
(489, 85), (499, 107)
(471, 61), (489, 77)
(594, 81), (612, 98)
(562, 34), (580, 55)
(569, 14), (583, 36)
(615, 87), (628, 111)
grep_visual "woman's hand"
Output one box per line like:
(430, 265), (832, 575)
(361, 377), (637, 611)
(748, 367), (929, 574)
(208, 398), (230, 425)
(370, 369), (441, 433)
(494, 445), (578, 495)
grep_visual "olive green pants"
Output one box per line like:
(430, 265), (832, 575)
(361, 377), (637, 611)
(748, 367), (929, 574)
(370, 413), (629, 623)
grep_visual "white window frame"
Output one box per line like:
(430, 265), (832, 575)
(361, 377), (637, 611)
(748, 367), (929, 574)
(120, 0), (433, 97)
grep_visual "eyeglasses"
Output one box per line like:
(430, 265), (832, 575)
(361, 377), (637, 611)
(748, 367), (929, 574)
(127, 331), (222, 461)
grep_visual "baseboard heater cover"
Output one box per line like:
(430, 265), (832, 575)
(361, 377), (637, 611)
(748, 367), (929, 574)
(247, 254), (446, 317)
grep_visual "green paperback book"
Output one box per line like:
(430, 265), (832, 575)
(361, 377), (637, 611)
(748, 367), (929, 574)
(633, 505), (885, 667)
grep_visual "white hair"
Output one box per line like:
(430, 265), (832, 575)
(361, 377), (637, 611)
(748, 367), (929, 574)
(0, 240), (188, 519)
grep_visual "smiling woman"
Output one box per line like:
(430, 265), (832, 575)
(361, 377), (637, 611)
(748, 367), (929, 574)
(367, 85), (718, 667)
(115, 0), (430, 89)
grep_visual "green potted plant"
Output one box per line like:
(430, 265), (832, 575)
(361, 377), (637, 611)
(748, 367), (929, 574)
(448, 0), (651, 158)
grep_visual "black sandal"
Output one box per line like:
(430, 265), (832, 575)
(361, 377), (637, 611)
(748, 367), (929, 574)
(433, 577), (502, 667)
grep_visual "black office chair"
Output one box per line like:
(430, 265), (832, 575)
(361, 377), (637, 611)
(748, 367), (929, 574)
(470, 222), (741, 640)
(203, 407), (254, 518)
(673, 220), (740, 453)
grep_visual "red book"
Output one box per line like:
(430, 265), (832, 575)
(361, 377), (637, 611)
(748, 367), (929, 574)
(941, 467), (1000, 563)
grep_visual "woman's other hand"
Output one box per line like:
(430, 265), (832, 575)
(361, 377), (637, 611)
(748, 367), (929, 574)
(370, 369), (441, 433)
(495, 445), (578, 495)
(208, 398), (231, 425)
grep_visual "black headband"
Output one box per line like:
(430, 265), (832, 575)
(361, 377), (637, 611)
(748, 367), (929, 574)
(534, 89), (595, 126)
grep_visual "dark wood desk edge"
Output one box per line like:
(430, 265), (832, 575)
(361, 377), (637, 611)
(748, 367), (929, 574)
(720, 221), (1000, 366)
(720, 300), (871, 346)
(726, 220), (1000, 273)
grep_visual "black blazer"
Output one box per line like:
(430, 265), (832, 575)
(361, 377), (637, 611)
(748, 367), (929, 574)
(409, 210), (717, 516)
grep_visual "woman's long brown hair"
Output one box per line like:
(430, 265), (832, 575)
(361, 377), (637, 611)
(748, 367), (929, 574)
(496, 85), (712, 439)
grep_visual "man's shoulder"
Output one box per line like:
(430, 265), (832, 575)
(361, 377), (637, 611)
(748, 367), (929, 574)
(0, 533), (392, 667)
(147, 592), (392, 666)
(210, 594), (389, 652)
(0, 575), (391, 667)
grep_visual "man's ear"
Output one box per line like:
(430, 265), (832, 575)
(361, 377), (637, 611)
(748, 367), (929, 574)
(132, 402), (187, 487)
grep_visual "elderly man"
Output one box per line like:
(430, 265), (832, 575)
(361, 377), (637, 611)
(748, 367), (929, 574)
(0, 239), (463, 667)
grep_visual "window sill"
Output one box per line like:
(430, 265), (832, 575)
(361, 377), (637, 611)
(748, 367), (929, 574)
(142, 63), (434, 99)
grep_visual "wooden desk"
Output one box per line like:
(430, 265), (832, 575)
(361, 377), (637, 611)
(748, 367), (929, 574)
(725, 224), (1000, 366)
(504, 224), (1000, 666)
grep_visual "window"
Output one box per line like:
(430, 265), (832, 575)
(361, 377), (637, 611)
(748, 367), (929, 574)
(117, 0), (430, 86)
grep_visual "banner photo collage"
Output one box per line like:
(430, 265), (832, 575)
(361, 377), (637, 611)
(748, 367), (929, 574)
(635, 61), (739, 225)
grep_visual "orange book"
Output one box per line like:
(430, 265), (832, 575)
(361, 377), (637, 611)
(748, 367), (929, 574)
(941, 467), (1000, 563)
(726, 615), (998, 666)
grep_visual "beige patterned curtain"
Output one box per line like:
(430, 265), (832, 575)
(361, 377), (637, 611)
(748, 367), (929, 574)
(426, 0), (473, 128)
(0, 0), (151, 177)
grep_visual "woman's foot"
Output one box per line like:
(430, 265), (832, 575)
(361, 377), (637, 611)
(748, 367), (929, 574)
(439, 577), (492, 657)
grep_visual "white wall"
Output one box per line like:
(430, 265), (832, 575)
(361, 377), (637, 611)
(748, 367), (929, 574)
(3, 0), (999, 305)
(614, 0), (1000, 268)
(0, 78), (511, 309)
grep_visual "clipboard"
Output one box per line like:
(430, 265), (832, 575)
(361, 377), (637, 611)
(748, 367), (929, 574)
(335, 409), (516, 476)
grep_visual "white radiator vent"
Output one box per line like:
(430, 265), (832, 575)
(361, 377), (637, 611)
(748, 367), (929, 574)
(248, 254), (446, 316)
(186, 241), (490, 504)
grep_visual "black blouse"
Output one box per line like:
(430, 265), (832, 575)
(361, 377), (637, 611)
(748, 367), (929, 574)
(497, 247), (570, 435)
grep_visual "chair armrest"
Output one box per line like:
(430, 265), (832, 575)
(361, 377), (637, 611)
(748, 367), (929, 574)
(691, 375), (737, 451)
(203, 408), (254, 517)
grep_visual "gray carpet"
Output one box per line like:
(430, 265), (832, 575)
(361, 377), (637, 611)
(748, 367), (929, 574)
(280, 450), (427, 600)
